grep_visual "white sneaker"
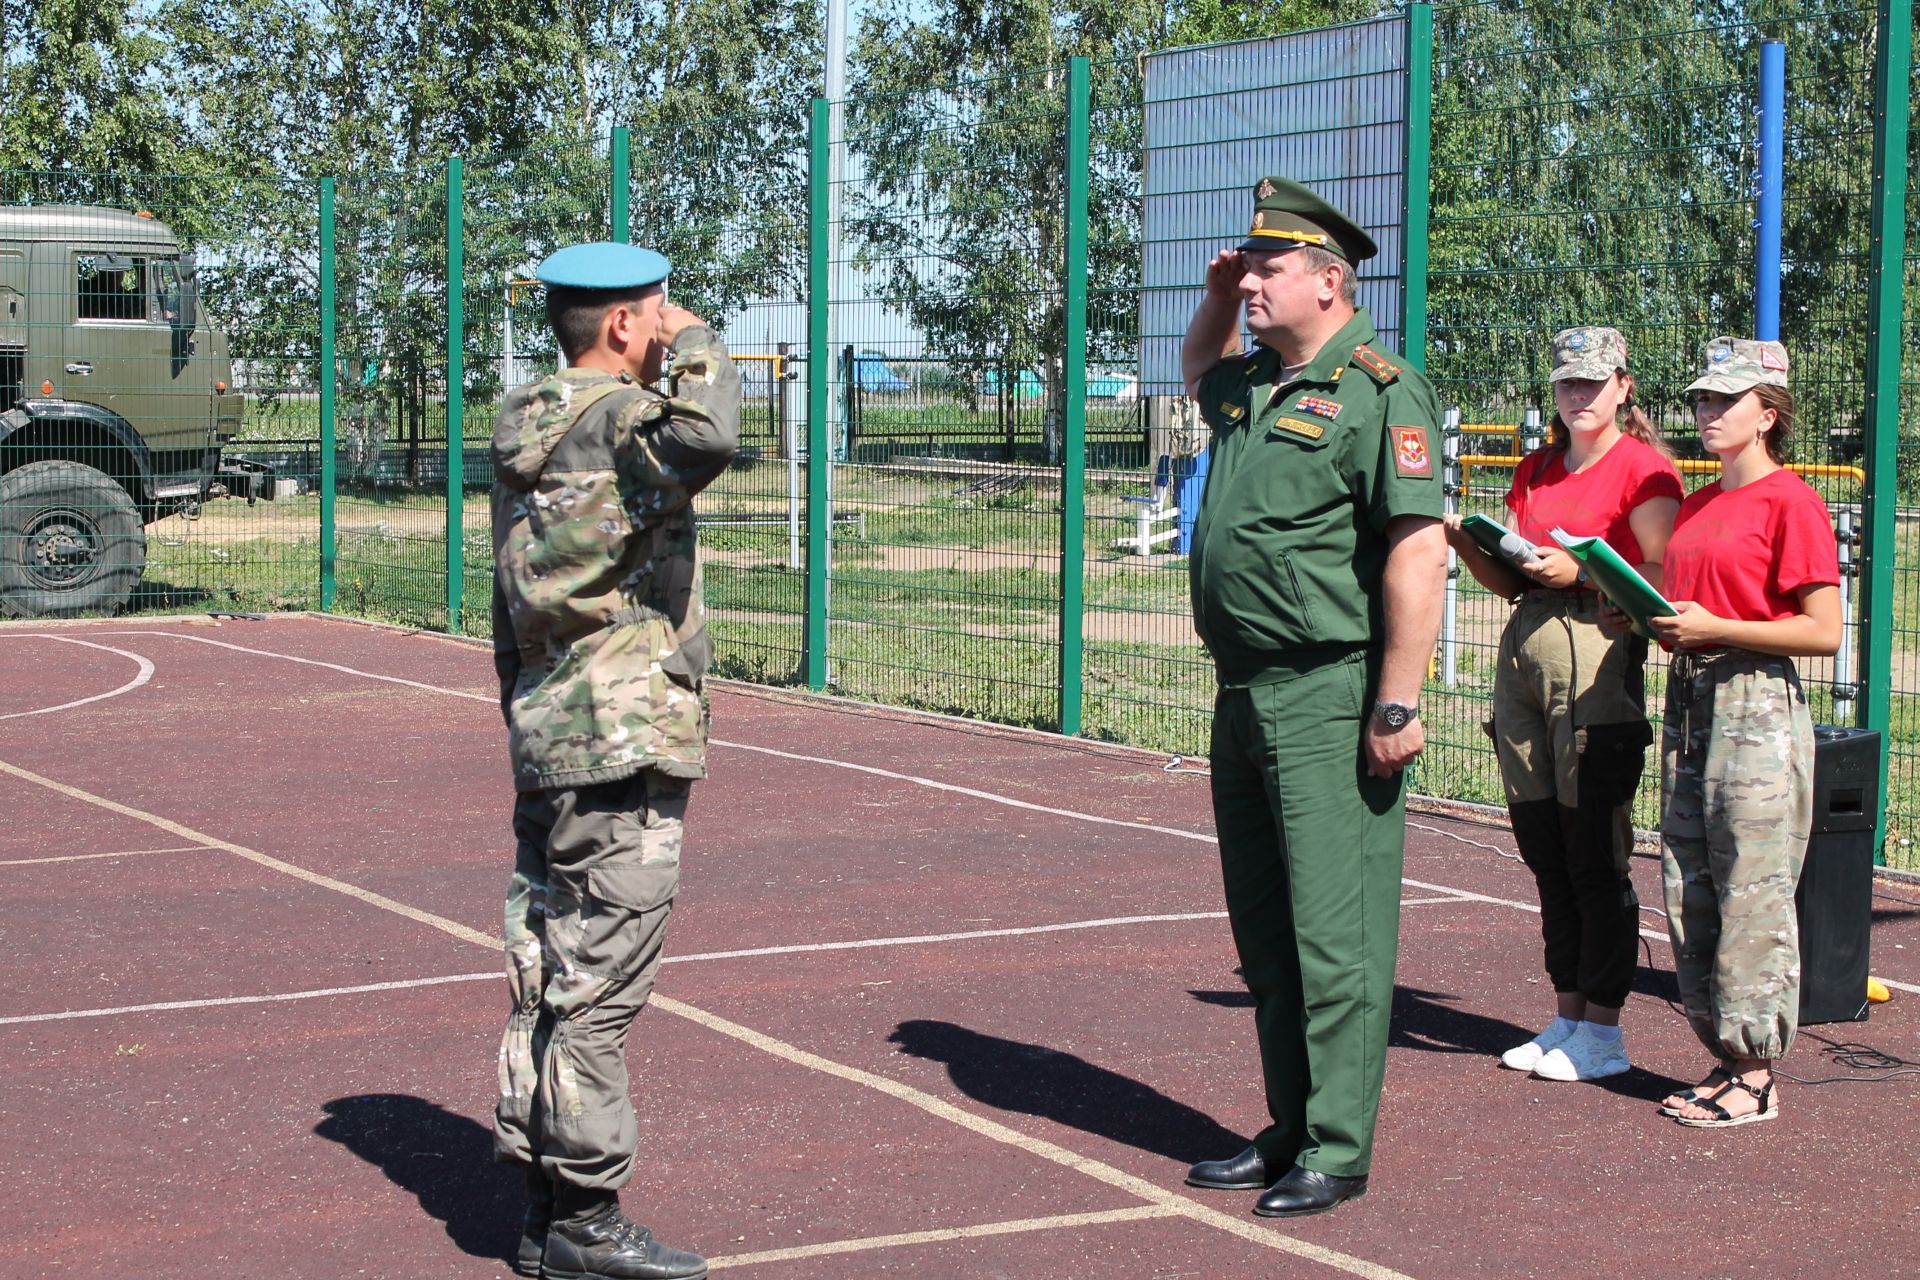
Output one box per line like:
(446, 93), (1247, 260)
(1532, 1025), (1630, 1082)
(1499, 1017), (1576, 1071)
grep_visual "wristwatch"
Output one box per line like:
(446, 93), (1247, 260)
(1373, 701), (1419, 730)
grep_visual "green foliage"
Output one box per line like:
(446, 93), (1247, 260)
(1164, 0), (1382, 48)
(0, 0), (192, 174)
(845, 0), (1161, 462)
(1424, 0), (1880, 467)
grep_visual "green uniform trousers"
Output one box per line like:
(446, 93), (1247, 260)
(1209, 648), (1405, 1179)
(494, 768), (687, 1191)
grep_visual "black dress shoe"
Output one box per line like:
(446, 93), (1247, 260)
(1253, 1166), (1369, 1218)
(1186, 1144), (1272, 1191)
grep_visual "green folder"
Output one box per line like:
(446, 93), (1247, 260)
(1459, 513), (1538, 570)
(1549, 526), (1677, 638)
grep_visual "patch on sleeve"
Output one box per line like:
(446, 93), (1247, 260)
(1390, 425), (1432, 477)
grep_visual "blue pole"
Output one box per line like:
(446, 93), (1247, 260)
(1756, 39), (1785, 340)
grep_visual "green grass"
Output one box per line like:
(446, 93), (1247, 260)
(40, 464), (1920, 871)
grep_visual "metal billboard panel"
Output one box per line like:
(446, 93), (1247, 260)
(1141, 19), (1411, 395)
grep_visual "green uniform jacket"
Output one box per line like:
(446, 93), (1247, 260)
(1189, 308), (1442, 687)
(490, 325), (741, 792)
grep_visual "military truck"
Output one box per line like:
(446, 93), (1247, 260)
(0, 205), (270, 617)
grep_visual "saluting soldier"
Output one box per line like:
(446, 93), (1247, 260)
(490, 241), (739, 1280)
(1181, 177), (1447, 1217)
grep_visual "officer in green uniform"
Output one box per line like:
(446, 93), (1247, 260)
(1181, 177), (1447, 1217)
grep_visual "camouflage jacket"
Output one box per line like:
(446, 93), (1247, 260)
(489, 325), (740, 792)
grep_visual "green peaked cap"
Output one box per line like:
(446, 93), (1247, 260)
(1237, 176), (1377, 264)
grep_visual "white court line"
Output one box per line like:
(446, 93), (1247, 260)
(0, 972), (500, 1027)
(4, 903), (1490, 1026)
(41, 629), (1920, 999)
(0, 635), (153, 720)
(0, 757), (500, 951)
(0, 753), (1414, 1280)
(0, 846), (209, 867)
(52, 632), (1226, 844)
(704, 1205), (1180, 1270)
(658, 991), (1414, 1280)
(665, 912), (1227, 962)
(4, 916), (1227, 1026)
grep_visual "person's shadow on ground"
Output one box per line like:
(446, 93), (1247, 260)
(888, 1019), (1244, 1164)
(316, 1094), (521, 1265)
(1191, 978), (1687, 1103)
(1187, 982), (1533, 1056)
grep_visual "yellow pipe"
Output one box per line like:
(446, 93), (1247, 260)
(730, 353), (785, 380)
(1456, 454), (1864, 495)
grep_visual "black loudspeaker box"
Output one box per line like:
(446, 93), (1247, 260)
(1795, 726), (1879, 1025)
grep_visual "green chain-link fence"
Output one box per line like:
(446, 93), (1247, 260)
(5, 0), (1915, 865)
(1421, 0), (1886, 827)
(0, 171), (319, 616)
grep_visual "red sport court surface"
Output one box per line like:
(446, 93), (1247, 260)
(4, 614), (1918, 1279)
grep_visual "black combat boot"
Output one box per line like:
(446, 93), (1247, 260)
(543, 1187), (708, 1280)
(512, 1165), (554, 1278)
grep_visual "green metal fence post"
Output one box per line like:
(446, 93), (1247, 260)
(1059, 58), (1091, 736)
(1402, 1), (1434, 371)
(611, 126), (631, 242)
(1858, 0), (1911, 862)
(446, 156), (466, 632)
(319, 177), (337, 612)
(805, 99), (831, 689)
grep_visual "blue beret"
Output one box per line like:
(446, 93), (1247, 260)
(534, 242), (671, 290)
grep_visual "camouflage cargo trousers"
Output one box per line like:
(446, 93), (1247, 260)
(1660, 650), (1813, 1061)
(494, 768), (688, 1190)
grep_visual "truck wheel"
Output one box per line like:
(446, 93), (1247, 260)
(0, 460), (148, 618)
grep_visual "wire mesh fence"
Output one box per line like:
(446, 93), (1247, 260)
(1422, 0), (1885, 826)
(0, 172), (319, 619)
(4, 1), (1914, 864)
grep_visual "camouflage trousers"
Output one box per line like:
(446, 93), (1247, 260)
(493, 768), (688, 1190)
(1660, 650), (1813, 1062)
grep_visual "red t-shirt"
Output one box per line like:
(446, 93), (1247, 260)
(1505, 435), (1683, 565)
(1663, 469), (1840, 622)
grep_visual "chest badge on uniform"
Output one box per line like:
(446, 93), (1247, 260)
(1271, 416), (1325, 441)
(1221, 401), (1246, 422)
(1390, 425), (1432, 476)
(1296, 395), (1342, 420)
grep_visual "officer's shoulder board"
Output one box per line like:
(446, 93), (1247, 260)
(1350, 344), (1401, 386)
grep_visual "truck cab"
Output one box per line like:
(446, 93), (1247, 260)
(0, 205), (266, 616)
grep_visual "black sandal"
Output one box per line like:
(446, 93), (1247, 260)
(1674, 1074), (1778, 1128)
(1657, 1065), (1733, 1117)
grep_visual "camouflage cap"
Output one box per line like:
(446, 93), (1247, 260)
(1684, 336), (1790, 395)
(1237, 176), (1377, 264)
(1548, 326), (1629, 382)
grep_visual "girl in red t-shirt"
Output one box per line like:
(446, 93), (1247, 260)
(1648, 338), (1840, 1129)
(1445, 326), (1682, 1084)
